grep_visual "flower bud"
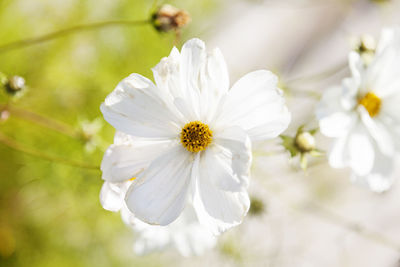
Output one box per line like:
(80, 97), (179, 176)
(295, 131), (316, 153)
(357, 34), (376, 54)
(4, 75), (26, 95)
(351, 34), (376, 65)
(151, 4), (191, 33)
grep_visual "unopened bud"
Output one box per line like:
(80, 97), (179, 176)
(5, 75), (26, 95)
(295, 132), (316, 153)
(151, 4), (191, 33)
(357, 34), (376, 54)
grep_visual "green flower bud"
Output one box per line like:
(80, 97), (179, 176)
(4, 75), (26, 95)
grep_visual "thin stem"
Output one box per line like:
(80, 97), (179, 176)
(302, 201), (400, 253)
(285, 61), (348, 85)
(0, 104), (79, 139)
(0, 19), (150, 53)
(0, 131), (99, 170)
(265, 180), (400, 253)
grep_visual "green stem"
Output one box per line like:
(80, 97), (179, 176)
(0, 131), (99, 170)
(0, 19), (150, 53)
(0, 104), (79, 139)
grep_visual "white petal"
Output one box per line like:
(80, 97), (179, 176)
(192, 151), (250, 235)
(173, 97), (199, 122)
(202, 126), (252, 191)
(359, 106), (394, 156)
(319, 112), (356, 138)
(101, 73), (182, 138)
(367, 30), (400, 98)
(380, 95), (400, 149)
(376, 27), (399, 54)
(348, 52), (364, 89)
(152, 47), (182, 98)
(120, 204), (136, 226)
(341, 78), (360, 110)
(192, 180), (250, 235)
(328, 136), (348, 169)
(203, 48), (229, 95)
(317, 86), (356, 138)
(179, 38), (207, 118)
(351, 139), (395, 192)
(125, 145), (193, 225)
(152, 39), (231, 123)
(216, 70), (290, 142)
(99, 181), (130, 212)
(348, 124), (375, 176)
(328, 122), (381, 181)
(199, 48), (230, 122)
(100, 138), (175, 183)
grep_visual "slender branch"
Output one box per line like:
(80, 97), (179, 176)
(0, 19), (150, 53)
(284, 61), (348, 85)
(302, 201), (400, 253)
(0, 131), (99, 170)
(0, 104), (79, 139)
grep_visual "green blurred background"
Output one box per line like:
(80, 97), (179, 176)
(0, 0), (217, 266)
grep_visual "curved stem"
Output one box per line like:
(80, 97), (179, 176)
(0, 104), (79, 139)
(0, 19), (150, 53)
(302, 201), (400, 253)
(263, 176), (400, 253)
(285, 61), (348, 85)
(0, 131), (99, 170)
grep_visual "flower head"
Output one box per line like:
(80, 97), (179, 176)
(100, 38), (290, 234)
(151, 4), (191, 33)
(317, 28), (400, 192)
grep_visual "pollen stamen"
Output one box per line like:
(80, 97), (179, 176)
(180, 121), (212, 153)
(359, 92), (381, 117)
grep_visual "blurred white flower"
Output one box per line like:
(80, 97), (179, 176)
(78, 117), (104, 153)
(100, 38), (290, 234)
(124, 205), (217, 257)
(317, 28), (400, 192)
(100, 178), (217, 257)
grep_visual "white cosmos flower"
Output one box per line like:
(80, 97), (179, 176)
(100, 38), (290, 234)
(316, 28), (400, 192)
(100, 177), (216, 257)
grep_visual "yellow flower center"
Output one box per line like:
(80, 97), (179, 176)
(358, 92), (381, 117)
(180, 121), (212, 153)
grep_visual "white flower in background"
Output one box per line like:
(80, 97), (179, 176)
(317, 28), (400, 192)
(123, 205), (217, 257)
(100, 38), (290, 234)
(78, 117), (104, 153)
(99, 175), (217, 257)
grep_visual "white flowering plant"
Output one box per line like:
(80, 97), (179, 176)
(1, 1), (400, 266)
